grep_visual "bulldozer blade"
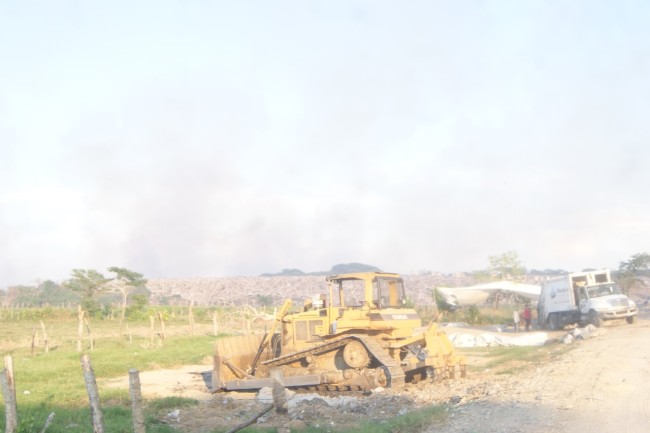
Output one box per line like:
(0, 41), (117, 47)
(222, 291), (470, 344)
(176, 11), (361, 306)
(225, 374), (322, 391)
(213, 333), (265, 391)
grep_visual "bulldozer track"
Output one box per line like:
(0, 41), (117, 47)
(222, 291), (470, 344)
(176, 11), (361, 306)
(261, 334), (406, 387)
(289, 385), (368, 396)
(355, 335), (405, 387)
(261, 335), (350, 368)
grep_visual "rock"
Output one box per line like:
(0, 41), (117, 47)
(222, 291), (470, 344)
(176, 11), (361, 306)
(257, 387), (274, 403)
(166, 409), (180, 422)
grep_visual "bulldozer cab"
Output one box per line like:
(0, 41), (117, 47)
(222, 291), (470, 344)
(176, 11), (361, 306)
(327, 272), (407, 309)
(286, 273), (414, 349)
(315, 272), (419, 341)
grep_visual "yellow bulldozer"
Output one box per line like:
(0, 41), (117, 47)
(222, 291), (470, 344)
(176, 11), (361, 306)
(212, 272), (465, 392)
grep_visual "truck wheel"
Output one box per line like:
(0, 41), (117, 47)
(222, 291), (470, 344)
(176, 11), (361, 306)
(548, 313), (559, 330)
(626, 315), (637, 325)
(589, 311), (602, 328)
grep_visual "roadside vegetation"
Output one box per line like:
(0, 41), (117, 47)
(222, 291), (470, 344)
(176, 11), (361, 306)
(429, 305), (516, 326)
(464, 343), (573, 375)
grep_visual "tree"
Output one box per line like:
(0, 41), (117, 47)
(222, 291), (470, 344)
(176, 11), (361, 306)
(255, 294), (275, 307)
(487, 251), (526, 308)
(4, 285), (39, 306)
(616, 252), (650, 294)
(63, 269), (110, 316)
(107, 267), (148, 323)
(37, 280), (78, 306)
(330, 263), (381, 274)
(125, 294), (150, 320)
(488, 250), (526, 281)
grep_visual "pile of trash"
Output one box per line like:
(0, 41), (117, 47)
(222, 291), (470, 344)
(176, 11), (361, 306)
(561, 324), (606, 344)
(443, 322), (607, 348)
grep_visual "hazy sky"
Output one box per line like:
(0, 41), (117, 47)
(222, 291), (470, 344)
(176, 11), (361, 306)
(2, 1), (649, 288)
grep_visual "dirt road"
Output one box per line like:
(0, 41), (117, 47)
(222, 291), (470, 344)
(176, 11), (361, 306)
(434, 318), (650, 433)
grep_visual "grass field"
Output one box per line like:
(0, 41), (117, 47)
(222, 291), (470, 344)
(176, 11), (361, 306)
(0, 311), (230, 433)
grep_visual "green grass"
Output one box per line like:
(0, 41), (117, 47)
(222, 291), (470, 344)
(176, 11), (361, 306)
(0, 316), (220, 432)
(7, 403), (182, 433)
(481, 345), (542, 367)
(462, 343), (572, 376)
(435, 306), (516, 326)
(3, 334), (214, 407)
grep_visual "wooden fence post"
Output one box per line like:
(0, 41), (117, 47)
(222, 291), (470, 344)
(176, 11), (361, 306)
(2, 355), (18, 433)
(39, 412), (55, 433)
(128, 369), (146, 433)
(81, 354), (104, 433)
(270, 369), (288, 414)
(77, 306), (84, 352)
(31, 327), (37, 355)
(84, 316), (94, 350)
(212, 311), (219, 336)
(224, 405), (273, 433)
(157, 312), (166, 341)
(40, 320), (49, 353)
(149, 315), (155, 345)
(189, 300), (195, 336)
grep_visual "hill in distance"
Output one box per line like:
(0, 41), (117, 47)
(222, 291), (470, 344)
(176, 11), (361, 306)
(260, 263), (381, 277)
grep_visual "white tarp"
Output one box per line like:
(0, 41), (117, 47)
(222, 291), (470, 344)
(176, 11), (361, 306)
(449, 332), (549, 347)
(436, 281), (541, 308)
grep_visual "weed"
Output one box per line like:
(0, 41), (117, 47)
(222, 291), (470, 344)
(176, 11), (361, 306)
(463, 343), (573, 375)
(147, 396), (199, 412)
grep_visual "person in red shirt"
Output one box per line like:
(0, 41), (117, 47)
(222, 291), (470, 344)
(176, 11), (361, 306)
(522, 305), (532, 332)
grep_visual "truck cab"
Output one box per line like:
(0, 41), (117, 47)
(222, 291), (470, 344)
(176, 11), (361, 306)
(577, 281), (637, 327)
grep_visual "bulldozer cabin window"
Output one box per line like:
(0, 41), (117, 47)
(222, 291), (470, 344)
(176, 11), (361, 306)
(373, 278), (406, 308)
(339, 280), (365, 307)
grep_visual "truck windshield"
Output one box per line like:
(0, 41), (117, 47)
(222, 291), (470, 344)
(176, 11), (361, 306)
(587, 283), (622, 298)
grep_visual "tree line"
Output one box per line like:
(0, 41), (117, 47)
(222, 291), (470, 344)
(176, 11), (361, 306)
(480, 250), (650, 294)
(1, 267), (150, 320)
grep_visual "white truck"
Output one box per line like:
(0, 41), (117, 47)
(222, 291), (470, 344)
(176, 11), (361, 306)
(538, 269), (637, 330)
